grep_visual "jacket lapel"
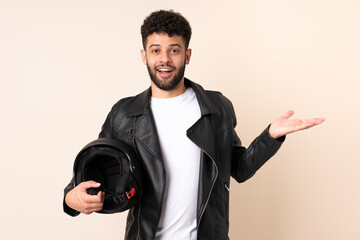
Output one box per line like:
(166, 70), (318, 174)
(186, 79), (220, 161)
(127, 88), (163, 161)
(132, 108), (163, 162)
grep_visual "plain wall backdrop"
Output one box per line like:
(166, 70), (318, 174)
(1, 0), (359, 239)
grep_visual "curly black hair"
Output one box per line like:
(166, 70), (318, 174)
(141, 10), (192, 49)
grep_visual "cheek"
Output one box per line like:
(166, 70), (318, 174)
(145, 56), (157, 66)
(147, 60), (156, 69)
(178, 56), (187, 66)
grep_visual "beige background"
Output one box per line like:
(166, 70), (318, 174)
(1, 0), (359, 239)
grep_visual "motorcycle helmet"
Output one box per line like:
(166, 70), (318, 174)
(73, 138), (142, 213)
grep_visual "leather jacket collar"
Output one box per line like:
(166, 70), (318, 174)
(127, 78), (221, 118)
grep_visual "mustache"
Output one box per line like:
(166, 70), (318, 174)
(155, 64), (176, 70)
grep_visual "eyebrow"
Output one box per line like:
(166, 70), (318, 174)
(149, 43), (182, 48)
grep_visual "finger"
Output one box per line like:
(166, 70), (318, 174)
(87, 201), (104, 210)
(282, 110), (295, 119)
(96, 190), (105, 201)
(293, 118), (324, 131)
(83, 202), (104, 214)
(314, 118), (326, 123)
(80, 181), (101, 191)
(301, 118), (325, 126)
(85, 193), (105, 203)
(98, 191), (106, 202)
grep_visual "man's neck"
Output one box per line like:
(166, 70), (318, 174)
(151, 78), (187, 98)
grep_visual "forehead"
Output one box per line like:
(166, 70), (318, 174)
(145, 33), (185, 49)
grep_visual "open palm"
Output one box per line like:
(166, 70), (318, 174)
(269, 110), (325, 139)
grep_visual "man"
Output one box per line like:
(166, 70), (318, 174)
(64, 10), (325, 240)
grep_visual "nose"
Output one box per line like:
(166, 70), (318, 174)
(159, 51), (171, 64)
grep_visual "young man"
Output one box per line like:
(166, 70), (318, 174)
(64, 10), (324, 240)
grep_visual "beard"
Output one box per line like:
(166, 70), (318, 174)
(146, 61), (186, 91)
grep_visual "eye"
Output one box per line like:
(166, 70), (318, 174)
(170, 49), (180, 54)
(152, 49), (160, 54)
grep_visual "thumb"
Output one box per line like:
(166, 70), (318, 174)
(282, 110), (294, 119)
(80, 180), (101, 190)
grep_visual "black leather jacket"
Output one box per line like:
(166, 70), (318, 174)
(64, 78), (284, 240)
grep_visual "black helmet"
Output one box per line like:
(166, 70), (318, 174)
(73, 138), (142, 213)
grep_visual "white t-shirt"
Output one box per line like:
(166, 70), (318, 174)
(151, 87), (201, 240)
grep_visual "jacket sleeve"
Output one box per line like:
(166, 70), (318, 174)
(63, 177), (80, 216)
(229, 100), (285, 182)
(231, 125), (285, 182)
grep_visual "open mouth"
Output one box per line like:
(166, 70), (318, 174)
(156, 65), (175, 77)
(157, 68), (173, 73)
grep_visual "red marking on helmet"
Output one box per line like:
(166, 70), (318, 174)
(126, 188), (136, 199)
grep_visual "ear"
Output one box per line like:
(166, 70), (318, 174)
(185, 48), (192, 64)
(140, 49), (147, 65)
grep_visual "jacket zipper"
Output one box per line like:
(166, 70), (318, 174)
(225, 183), (230, 192)
(196, 148), (218, 240)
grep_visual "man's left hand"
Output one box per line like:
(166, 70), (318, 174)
(269, 110), (325, 139)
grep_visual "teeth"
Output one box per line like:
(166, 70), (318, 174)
(158, 68), (172, 72)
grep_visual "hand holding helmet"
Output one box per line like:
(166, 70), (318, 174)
(65, 138), (142, 215)
(65, 181), (105, 215)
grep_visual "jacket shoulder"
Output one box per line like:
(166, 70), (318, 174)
(99, 88), (150, 138)
(110, 88), (149, 118)
(111, 96), (136, 115)
(206, 90), (232, 105)
(206, 90), (235, 114)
